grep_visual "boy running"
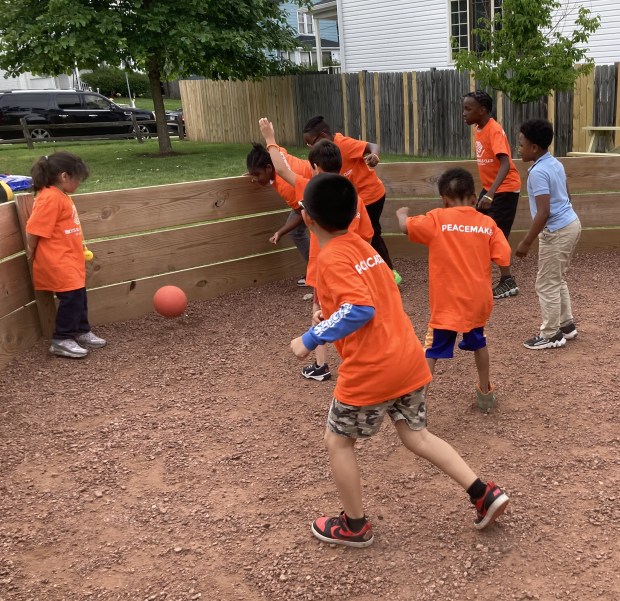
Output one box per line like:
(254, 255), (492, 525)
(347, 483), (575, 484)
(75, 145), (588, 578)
(397, 168), (512, 411)
(291, 173), (509, 547)
(463, 91), (521, 299)
(516, 119), (581, 349)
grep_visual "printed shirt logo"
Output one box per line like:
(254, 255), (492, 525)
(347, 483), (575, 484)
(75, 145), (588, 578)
(441, 223), (493, 236)
(343, 169), (353, 178)
(354, 253), (385, 274)
(64, 203), (82, 235)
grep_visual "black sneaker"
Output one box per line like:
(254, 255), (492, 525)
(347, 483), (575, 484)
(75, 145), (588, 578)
(560, 322), (578, 340)
(301, 362), (331, 381)
(311, 512), (374, 547)
(493, 277), (519, 299)
(523, 331), (566, 350)
(473, 481), (510, 530)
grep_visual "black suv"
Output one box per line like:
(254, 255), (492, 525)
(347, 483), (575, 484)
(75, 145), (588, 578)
(0, 90), (155, 140)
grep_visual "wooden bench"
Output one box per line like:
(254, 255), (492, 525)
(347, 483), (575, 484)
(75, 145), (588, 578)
(569, 126), (620, 155)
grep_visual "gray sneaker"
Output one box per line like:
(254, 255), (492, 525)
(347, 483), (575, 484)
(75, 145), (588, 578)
(50, 339), (89, 358)
(75, 331), (107, 349)
(476, 384), (496, 412)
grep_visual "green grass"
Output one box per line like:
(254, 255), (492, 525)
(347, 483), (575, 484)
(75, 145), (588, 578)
(0, 138), (466, 194)
(115, 97), (183, 111)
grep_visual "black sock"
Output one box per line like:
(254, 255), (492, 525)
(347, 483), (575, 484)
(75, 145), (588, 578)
(345, 514), (367, 531)
(467, 479), (487, 501)
(499, 275), (512, 283)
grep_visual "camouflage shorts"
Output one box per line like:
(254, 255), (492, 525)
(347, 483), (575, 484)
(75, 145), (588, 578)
(327, 388), (427, 439)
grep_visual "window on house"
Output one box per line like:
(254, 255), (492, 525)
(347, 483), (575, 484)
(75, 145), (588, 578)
(450, 0), (502, 58)
(298, 11), (314, 35)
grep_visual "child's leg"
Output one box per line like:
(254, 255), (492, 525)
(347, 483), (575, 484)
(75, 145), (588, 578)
(286, 210), (309, 263)
(324, 429), (364, 518)
(558, 219), (581, 328)
(54, 288), (86, 339)
(535, 231), (563, 338)
(394, 422), (477, 489)
(474, 347), (490, 393)
(424, 357), (436, 395)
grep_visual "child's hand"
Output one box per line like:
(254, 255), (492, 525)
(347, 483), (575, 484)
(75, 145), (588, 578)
(311, 309), (324, 325)
(364, 152), (380, 167)
(515, 239), (531, 258)
(269, 232), (281, 245)
(396, 207), (410, 234)
(259, 118), (276, 145)
(290, 336), (311, 358)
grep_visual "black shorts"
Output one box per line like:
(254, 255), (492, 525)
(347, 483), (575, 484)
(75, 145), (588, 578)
(477, 189), (520, 238)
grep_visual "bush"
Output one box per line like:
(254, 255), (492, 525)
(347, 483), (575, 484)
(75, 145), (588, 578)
(81, 67), (151, 98)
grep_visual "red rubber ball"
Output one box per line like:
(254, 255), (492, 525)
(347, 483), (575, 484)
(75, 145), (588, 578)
(153, 285), (187, 318)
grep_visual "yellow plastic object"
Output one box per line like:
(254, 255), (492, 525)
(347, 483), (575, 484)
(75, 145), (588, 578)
(83, 246), (94, 262)
(0, 181), (14, 203)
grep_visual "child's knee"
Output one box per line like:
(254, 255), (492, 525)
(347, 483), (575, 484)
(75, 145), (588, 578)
(324, 428), (353, 451)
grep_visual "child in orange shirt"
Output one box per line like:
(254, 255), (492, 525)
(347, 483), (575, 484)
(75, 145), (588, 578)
(259, 117), (373, 381)
(463, 91), (521, 299)
(291, 173), (509, 547)
(246, 143), (311, 286)
(397, 168), (511, 411)
(26, 152), (106, 359)
(301, 115), (401, 285)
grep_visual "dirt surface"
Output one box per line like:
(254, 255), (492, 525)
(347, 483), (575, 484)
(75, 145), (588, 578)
(1, 250), (619, 601)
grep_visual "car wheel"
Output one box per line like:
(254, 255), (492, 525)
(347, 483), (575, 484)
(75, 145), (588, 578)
(31, 128), (52, 140)
(137, 124), (152, 139)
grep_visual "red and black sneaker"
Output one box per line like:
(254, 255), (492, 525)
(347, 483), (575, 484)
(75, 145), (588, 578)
(311, 511), (374, 548)
(473, 481), (510, 530)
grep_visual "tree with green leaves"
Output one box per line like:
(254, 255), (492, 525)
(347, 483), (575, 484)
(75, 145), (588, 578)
(0, 0), (307, 154)
(454, 0), (601, 103)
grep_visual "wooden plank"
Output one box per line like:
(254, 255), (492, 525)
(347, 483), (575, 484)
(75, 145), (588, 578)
(403, 72), (410, 155)
(615, 63), (620, 148)
(359, 71), (367, 141)
(0, 255), (35, 318)
(0, 303), (42, 372)
(469, 71), (476, 158)
(14, 194), (56, 339)
(548, 91), (555, 155)
(386, 227), (619, 258)
(87, 248), (305, 326)
(380, 193), (620, 233)
(412, 72), (419, 156)
(341, 73), (349, 137)
(84, 211), (294, 288)
(374, 72), (380, 148)
(0, 201), (23, 259)
(72, 177), (287, 240)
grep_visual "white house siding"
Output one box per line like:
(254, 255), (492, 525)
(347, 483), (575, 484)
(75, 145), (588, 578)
(339, 0), (449, 72)
(558, 0), (620, 64)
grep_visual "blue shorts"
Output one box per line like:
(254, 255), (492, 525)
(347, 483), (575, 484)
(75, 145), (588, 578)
(424, 327), (486, 359)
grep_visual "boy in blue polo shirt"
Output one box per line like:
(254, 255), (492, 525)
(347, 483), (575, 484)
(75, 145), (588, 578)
(516, 119), (581, 349)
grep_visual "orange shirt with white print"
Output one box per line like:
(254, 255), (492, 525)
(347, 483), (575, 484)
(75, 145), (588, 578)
(293, 174), (374, 288)
(333, 133), (385, 205)
(474, 118), (521, 193)
(26, 186), (86, 292)
(316, 232), (431, 406)
(406, 206), (511, 332)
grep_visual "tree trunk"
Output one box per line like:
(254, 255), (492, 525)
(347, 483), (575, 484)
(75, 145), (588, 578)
(147, 55), (173, 155)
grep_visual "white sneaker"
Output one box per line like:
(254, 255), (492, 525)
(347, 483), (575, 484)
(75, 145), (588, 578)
(50, 339), (89, 358)
(75, 331), (107, 349)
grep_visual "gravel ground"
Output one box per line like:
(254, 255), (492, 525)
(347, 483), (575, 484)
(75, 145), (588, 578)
(1, 250), (619, 601)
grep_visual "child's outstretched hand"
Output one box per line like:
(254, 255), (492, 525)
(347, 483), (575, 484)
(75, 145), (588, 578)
(396, 207), (410, 234)
(269, 232), (281, 245)
(259, 118), (276, 145)
(364, 152), (380, 167)
(290, 336), (310, 358)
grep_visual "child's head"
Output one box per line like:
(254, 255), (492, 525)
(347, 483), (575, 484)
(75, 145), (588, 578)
(246, 143), (274, 186)
(462, 91), (493, 126)
(302, 173), (356, 233)
(518, 119), (553, 162)
(307, 139), (342, 174)
(31, 152), (89, 193)
(302, 115), (333, 147)
(437, 168), (476, 207)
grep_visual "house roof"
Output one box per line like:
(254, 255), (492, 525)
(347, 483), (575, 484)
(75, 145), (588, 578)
(309, 0), (337, 19)
(296, 35), (339, 49)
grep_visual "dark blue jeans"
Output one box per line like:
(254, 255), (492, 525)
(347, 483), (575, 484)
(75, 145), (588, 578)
(365, 196), (394, 270)
(54, 287), (90, 340)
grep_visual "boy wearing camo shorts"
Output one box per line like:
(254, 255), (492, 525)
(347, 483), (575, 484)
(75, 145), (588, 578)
(289, 173), (510, 547)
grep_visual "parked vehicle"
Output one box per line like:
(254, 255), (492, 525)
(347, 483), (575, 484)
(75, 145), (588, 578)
(0, 90), (155, 140)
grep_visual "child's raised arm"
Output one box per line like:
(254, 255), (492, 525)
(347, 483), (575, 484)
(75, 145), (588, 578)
(258, 118), (297, 187)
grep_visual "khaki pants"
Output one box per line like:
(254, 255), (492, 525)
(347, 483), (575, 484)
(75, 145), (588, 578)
(536, 218), (581, 338)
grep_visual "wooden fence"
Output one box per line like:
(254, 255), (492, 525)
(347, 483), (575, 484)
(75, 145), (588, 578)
(1, 157), (619, 372)
(180, 64), (620, 158)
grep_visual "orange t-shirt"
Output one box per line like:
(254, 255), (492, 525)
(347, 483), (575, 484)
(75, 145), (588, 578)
(270, 147), (312, 210)
(293, 174), (374, 288)
(474, 118), (521, 193)
(333, 133), (385, 205)
(26, 186), (86, 292)
(316, 232), (431, 406)
(406, 206), (511, 332)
